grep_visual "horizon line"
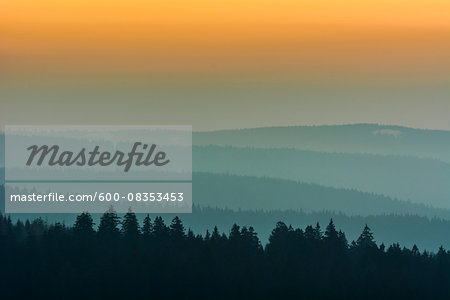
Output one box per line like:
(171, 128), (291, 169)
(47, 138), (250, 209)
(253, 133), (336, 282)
(1, 122), (450, 134)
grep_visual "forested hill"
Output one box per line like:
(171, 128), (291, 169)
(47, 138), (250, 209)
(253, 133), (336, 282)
(191, 172), (450, 218)
(193, 146), (450, 209)
(3, 211), (450, 299)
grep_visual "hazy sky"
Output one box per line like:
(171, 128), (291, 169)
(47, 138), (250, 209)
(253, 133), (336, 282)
(2, 0), (450, 130)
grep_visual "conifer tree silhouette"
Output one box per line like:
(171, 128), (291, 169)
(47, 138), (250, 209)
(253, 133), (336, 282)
(325, 219), (338, 242)
(98, 210), (120, 241)
(142, 214), (152, 237)
(152, 216), (169, 241)
(122, 209), (140, 238)
(170, 216), (186, 240)
(73, 212), (95, 238)
(356, 224), (377, 249)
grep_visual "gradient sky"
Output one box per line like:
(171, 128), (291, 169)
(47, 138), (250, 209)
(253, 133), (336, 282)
(2, 0), (450, 130)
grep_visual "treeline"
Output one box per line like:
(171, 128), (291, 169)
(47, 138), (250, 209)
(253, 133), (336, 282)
(2, 212), (450, 299)
(167, 205), (450, 250)
(4, 204), (450, 250)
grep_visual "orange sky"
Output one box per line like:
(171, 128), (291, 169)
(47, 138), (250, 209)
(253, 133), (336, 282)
(2, 0), (450, 79)
(3, 0), (450, 26)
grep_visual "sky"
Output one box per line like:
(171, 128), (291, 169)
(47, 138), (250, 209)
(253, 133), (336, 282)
(1, 0), (450, 130)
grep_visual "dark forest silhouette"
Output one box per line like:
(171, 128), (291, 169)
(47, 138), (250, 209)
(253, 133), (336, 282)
(2, 212), (450, 299)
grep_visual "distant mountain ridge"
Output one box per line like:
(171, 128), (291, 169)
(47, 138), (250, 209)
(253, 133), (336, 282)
(192, 172), (450, 219)
(2, 123), (450, 162)
(194, 124), (450, 163)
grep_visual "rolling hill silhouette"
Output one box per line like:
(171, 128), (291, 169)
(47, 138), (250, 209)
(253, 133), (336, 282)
(194, 146), (450, 209)
(194, 124), (450, 162)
